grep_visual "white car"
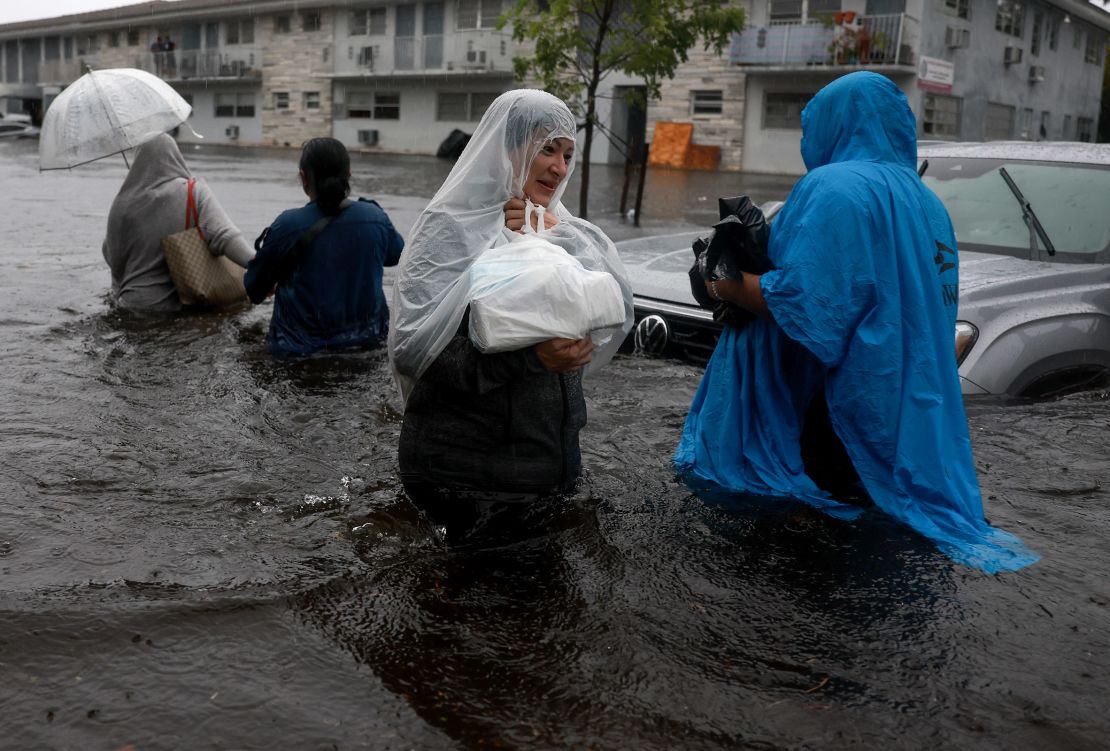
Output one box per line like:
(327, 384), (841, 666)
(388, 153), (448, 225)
(0, 121), (40, 139)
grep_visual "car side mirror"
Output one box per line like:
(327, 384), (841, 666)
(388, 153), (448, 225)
(761, 200), (785, 222)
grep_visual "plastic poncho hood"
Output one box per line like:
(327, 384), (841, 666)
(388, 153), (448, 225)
(675, 72), (1038, 572)
(388, 89), (633, 402)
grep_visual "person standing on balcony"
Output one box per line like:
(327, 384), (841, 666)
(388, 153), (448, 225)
(102, 134), (254, 312)
(163, 35), (177, 77)
(388, 89), (633, 539)
(244, 137), (404, 357)
(150, 36), (164, 75)
(674, 71), (1038, 573)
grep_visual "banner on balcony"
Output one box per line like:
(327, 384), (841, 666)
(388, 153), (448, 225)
(917, 55), (954, 93)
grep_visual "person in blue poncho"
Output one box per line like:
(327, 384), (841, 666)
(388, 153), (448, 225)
(674, 72), (1038, 573)
(246, 138), (405, 357)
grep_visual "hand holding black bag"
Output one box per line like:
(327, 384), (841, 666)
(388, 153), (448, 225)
(688, 195), (773, 329)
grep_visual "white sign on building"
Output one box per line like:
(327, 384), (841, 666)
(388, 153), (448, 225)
(917, 55), (955, 93)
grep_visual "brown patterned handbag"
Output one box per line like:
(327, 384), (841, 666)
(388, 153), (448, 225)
(162, 178), (247, 307)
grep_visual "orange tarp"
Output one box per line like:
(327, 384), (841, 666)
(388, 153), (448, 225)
(648, 121), (721, 171)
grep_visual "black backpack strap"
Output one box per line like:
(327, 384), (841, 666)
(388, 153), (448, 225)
(275, 198), (354, 286)
(253, 226), (270, 252)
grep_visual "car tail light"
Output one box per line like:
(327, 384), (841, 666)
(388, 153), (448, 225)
(955, 321), (978, 365)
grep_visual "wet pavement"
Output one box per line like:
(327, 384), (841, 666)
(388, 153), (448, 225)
(0, 138), (1108, 750)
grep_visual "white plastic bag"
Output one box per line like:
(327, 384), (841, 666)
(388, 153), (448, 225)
(467, 226), (626, 353)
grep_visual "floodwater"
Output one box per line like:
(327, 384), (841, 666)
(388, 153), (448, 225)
(1, 139), (1108, 750)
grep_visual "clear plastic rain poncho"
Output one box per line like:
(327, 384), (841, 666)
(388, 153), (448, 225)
(388, 89), (634, 403)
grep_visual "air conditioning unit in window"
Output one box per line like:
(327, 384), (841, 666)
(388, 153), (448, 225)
(225, 125), (240, 139)
(1003, 46), (1023, 65)
(1028, 65), (1046, 82)
(357, 129), (379, 146)
(945, 26), (970, 49)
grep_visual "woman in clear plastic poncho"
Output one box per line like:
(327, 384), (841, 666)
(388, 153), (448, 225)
(389, 89), (633, 529)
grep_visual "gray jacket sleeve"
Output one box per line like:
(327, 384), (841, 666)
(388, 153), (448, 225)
(193, 178), (255, 268)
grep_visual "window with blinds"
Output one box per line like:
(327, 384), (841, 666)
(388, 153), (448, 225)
(923, 93), (961, 139)
(457, 0), (503, 30)
(763, 92), (810, 129)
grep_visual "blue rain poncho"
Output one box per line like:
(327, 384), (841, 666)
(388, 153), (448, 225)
(674, 72), (1038, 573)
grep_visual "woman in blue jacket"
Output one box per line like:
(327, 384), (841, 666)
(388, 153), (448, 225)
(245, 138), (404, 356)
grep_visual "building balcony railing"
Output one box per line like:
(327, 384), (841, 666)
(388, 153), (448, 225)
(133, 49), (263, 81)
(339, 29), (512, 76)
(729, 13), (917, 67)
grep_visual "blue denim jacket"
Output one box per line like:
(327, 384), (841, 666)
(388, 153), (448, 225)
(246, 198), (404, 357)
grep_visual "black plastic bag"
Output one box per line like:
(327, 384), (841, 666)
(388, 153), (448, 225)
(689, 195), (773, 329)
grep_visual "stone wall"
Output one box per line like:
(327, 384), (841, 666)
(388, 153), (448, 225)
(646, 44), (747, 171)
(644, 0), (752, 171)
(259, 8), (335, 147)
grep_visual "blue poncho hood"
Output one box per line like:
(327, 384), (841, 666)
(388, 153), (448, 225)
(675, 72), (1037, 572)
(798, 71), (916, 172)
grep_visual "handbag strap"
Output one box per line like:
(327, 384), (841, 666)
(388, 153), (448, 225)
(274, 198), (354, 287)
(186, 178), (207, 243)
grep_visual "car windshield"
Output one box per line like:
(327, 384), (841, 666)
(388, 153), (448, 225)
(922, 157), (1110, 263)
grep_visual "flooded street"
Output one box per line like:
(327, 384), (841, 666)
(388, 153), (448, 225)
(1, 139), (1108, 750)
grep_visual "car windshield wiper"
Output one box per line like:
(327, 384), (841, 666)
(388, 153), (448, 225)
(999, 167), (1055, 257)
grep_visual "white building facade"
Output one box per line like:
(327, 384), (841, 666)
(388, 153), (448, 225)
(2, 0), (1106, 174)
(0, 0), (517, 156)
(638, 0), (1109, 174)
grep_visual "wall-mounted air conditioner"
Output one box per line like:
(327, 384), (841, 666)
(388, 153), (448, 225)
(1003, 46), (1023, 65)
(945, 27), (970, 49)
(225, 125), (240, 139)
(357, 129), (379, 146)
(1028, 65), (1046, 82)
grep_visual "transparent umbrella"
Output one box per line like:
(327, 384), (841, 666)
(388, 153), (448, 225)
(39, 67), (195, 171)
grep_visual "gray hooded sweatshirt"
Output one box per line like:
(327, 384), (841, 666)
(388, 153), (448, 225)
(101, 134), (254, 312)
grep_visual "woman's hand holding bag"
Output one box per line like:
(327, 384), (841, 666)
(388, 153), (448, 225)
(503, 197), (558, 233)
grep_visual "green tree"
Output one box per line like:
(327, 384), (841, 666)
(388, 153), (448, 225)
(502, 0), (745, 218)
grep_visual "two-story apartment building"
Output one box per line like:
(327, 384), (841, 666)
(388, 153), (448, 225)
(642, 0), (1108, 174)
(0, 0), (516, 154)
(2, 0), (1106, 173)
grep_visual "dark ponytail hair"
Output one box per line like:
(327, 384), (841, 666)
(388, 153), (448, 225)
(300, 137), (351, 216)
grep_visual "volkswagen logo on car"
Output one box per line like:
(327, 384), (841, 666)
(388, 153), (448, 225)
(634, 314), (670, 355)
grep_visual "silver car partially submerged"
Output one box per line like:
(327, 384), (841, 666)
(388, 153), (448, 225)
(618, 141), (1110, 398)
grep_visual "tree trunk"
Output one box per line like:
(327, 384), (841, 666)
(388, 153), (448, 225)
(578, 0), (610, 220)
(579, 95), (596, 219)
